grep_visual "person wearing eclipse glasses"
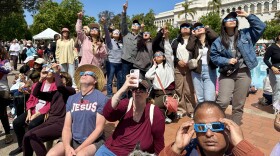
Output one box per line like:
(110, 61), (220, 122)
(22, 64), (75, 156)
(101, 16), (124, 98)
(210, 10), (266, 125)
(121, 1), (144, 81)
(95, 74), (165, 155)
(171, 22), (196, 119)
(159, 101), (264, 156)
(186, 23), (218, 104)
(47, 64), (108, 156)
(76, 12), (107, 68)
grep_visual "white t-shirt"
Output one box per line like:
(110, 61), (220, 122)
(9, 43), (20, 56)
(35, 83), (51, 112)
(176, 39), (190, 63)
(201, 47), (208, 65)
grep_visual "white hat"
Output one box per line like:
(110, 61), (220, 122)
(34, 58), (45, 64)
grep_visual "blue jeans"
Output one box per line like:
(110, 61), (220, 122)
(106, 61), (123, 96)
(95, 145), (116, 156)
(60, 63), (76, 87)
(191, 65), (217, 103)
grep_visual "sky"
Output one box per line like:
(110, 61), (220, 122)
(24, 0), (183, 25)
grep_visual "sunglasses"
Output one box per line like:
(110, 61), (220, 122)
(131, 88), (147, 93)
(181, 26), (191, 29)
(80, 71), (96, 77)
(194, 122), (225, 133)
(193, 25), (205, 31)
(223, 18), (237, 23)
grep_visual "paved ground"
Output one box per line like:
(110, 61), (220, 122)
(0, 68), (279, 156)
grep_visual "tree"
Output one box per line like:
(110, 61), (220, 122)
(0, 11), (30, 40)
(208, 0), (222, 13)
(98, 10), (115, 25)
(22, 0), (48, 15)
(263, 20), (280, 40)
(30, 0), (95, 36)
(0, 0), (22, 19)
(111, 14), (122, 29)
(199, 12), (221, 35)
(178, 0), (197, 21)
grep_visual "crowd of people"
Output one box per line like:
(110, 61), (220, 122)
(0, 1), (280, 155)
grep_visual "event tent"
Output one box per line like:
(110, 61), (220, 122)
(33, 28), (59, 40)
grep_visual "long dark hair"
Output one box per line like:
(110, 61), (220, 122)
(0, 46), (9, 60)
(221, 20), (239, 50)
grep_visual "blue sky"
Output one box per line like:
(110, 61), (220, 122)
(25, 0), (183, 25)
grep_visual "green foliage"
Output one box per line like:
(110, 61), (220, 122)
(178, 1), (196, 20)
(0, 0), (22, 19)
(199, 12), (221, 34)
(263, 20), (280, 40)
(30, 0), (95, 36)
(165, 22), (179, 40)
(0, 10), (30, 41)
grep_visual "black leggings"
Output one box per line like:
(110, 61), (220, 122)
(13, 112), (45, 147)
(11, 55), (18, 70)
(0, 98), (11, 135)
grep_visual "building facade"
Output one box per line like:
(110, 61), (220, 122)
(155, 0), (280, 29)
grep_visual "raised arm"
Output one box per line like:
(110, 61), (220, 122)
(101, 17), (112, 49)
(76, 12), (87, 43)
(121, 2), (129, 36)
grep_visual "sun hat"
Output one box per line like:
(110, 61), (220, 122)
(88, 23), (100, 30)
(61, 28), (70, 33)
(74, 64), (105, 91)
(34, 58), (46, 64)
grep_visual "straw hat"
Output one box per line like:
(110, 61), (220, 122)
(74, 64), (105, 91)
(88, 23), (100, 30)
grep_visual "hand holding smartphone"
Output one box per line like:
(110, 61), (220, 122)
(130, 69), (140, 88)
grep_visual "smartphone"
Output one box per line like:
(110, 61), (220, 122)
(130, 69), (140, 87)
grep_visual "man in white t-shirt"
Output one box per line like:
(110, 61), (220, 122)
(9, 39), (21, 70)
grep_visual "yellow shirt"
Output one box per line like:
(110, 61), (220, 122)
(56, 39), (77, 64)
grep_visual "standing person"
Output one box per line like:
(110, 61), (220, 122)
(101, 17), (123, 98)
(22, 65), (76, 156)
(210, 11), (266, 125)
(47, 65), (107, 156)
(263, 33), (280, 105)
(171, 23), (196, 118)
(50, 34), (60, 63)
(95, 76), (165, 155)
(146, 27), (175, 123)
(9, 39), (21, 70)
(186, 23), (218, 103)
(56, 27), (77, 87)
(76, 12), (107, 68)
(0, 46), (13, 144)
(121, 1), (143, 78)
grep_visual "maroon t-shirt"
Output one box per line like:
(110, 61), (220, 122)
(103, 99), (165, 155)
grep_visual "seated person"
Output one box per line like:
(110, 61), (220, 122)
(259, 68), (272, 105)
(47, 64), (108, 156)
(95, 75), (165, 155)
(159, 101), (264, 156)
(22, 64), (76, 156)
(9, 70), (54, 156)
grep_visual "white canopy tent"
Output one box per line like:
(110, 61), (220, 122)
(33, 28), (59, 40)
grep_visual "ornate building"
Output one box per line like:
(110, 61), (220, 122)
(154, 0), (280, 29)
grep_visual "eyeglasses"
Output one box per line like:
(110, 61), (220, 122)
(194, 122), (225, 133)
(132, 23), (140, 27)
(80, 71), (96, 77)
(131, 88), (146, 93)
(193, 25), (205, 31)
(223, 18), (237, 23)
(181, 26), (191, 29)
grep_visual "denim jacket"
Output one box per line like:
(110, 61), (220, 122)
(210, 14), (266, 70)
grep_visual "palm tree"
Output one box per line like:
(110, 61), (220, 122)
(178, 0), (197, 21)
(208, 0), (222, 13)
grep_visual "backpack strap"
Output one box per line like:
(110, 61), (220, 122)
(149, 104), (155, 125)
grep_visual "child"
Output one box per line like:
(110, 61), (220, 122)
(259, 68), (272, 105)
